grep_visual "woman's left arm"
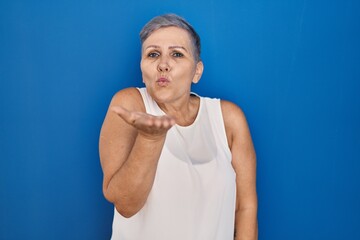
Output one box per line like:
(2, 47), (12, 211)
(221, 100), (258, 240)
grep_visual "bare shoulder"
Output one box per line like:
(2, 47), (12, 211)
(221, 100), (246, 122)
(220, 100), (250, 149)
(110, 87), (145, 112)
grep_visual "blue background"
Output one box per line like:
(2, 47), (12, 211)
(1, 0), (359, 239)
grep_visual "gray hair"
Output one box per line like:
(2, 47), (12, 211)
(140, 14), (201, 62)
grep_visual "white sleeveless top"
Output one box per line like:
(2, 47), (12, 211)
(111, 88), (236, 240)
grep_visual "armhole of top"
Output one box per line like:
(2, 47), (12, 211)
(136, 87), (149, 113)
(206, 98), (232, 158)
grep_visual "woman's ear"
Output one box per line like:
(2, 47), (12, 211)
(192, 61), (204, 84)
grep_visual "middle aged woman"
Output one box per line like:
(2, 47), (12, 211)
(99, 14), (258, 240)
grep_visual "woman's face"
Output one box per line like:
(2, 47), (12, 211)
(140, 26), (203, 105)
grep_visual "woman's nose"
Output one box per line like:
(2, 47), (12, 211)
(157, 58), (170, 72)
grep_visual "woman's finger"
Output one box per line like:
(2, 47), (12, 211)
(111, 105), (175, 132)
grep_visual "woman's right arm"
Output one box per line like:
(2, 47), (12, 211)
(99, 88), (175, 218)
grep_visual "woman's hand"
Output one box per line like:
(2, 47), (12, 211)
(111, 106), (176, 140)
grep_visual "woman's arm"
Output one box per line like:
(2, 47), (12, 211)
(99, 88), (175, 218)
(221, 100), (258, 240)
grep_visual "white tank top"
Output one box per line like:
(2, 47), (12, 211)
(111, 88), (236, 240)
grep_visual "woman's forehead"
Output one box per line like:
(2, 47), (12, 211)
(142, 26), (192, 48)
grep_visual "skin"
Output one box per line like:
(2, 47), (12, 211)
(99, 26), (258, 240)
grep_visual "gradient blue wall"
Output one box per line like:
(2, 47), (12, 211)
(1, 0), (359, 239)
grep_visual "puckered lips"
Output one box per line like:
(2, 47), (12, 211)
(156, 76), (170, 87)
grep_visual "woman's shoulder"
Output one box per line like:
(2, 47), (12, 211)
(220, 100), (249, 146)
(200, 97), (247, 126)
(220, 100), (246, 121)
(110, 87), (145, 112)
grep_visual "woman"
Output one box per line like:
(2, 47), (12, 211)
(99, 14), (258, 240)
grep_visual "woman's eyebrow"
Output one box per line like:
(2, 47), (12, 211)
(145, 45), (160, 50)
(144, 45), (188, 52)
(169, 46), (188, 52)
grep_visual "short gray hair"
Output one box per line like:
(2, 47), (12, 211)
(140, 14), (201, 62)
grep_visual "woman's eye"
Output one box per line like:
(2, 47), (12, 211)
(148, 52), (159, 58)
(172, 52), (184, 58)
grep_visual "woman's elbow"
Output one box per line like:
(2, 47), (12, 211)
(114, 203), (139, 218)
(103, 184), (144, 218)
(104, 192), (141, 218)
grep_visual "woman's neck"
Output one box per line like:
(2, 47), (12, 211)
(157, 95), (200, 127)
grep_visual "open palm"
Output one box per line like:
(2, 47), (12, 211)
(111, 106), (175, 140)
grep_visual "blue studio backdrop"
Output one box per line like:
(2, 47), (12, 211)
(1, 0), (359, 239)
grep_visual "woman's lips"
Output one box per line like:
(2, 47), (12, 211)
(156, 77), (169, 87)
